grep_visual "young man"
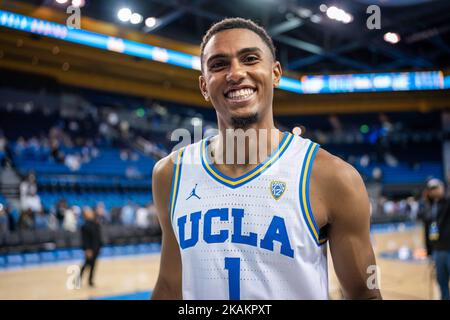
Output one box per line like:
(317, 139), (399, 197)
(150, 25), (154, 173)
(152, 18), (382, 300)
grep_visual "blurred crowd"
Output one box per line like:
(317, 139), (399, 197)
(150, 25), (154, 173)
(12, 125), (101, 170)
(374, 196), (420, 220)
(0, 172), (158, 234)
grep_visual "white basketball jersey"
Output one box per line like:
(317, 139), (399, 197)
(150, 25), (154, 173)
(169, 132), (328, 300)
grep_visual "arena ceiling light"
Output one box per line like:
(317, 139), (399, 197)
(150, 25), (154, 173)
(130, 12), (143, 25)
(145, 17), (157, 28)
(117, 8), (132, 22)
(384, 32), (401, 44)
(1, 9), (446, 94)
(55, 0), (69, 4)
(326, 6), (353, 24)
(71, 0), (85, 8)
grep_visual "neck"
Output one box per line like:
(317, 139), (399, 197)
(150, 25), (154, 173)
(211, 113), (284, 169)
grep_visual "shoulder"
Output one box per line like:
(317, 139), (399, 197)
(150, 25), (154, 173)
(311, 147), (368, 222)
(312, 147), (363, 189)
(152, 148), (186, 195)
(319, 147), (362, 180)
(152, 151), (177, 184)
(152, 148), (187, 213)
(152, 141), (197, 182)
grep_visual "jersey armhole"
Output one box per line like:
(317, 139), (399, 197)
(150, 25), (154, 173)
(299, 142), (328, 246)
(169, 147), (185, 223)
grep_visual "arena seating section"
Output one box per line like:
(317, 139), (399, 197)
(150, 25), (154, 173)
(277, 112), (444, 185)
(0, 107), (160, 265)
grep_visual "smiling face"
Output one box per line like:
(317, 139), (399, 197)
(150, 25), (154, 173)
(199, 28), (281, 129)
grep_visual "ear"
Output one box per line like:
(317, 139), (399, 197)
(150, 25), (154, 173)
(272, 61), (282, 88)
(199, 75), (209, 101)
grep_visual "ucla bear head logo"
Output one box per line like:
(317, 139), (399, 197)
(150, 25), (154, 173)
(270, 181), (286, 200)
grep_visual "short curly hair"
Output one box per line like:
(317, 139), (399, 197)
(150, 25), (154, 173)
(200, 17), (276, 71)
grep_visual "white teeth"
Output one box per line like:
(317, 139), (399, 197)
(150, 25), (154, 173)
(226, 88), (255, 100)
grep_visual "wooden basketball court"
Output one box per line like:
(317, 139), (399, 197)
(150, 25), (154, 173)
(0, 224), (440, 300)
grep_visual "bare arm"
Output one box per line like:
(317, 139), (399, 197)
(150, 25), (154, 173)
(314, 151), (382, 299)
(151, 153), (182, 300)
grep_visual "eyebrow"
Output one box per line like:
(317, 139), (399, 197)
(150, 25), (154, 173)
(206, 47), (263, 66)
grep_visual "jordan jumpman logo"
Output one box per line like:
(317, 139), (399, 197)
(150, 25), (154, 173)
(186, 184), (201, 200)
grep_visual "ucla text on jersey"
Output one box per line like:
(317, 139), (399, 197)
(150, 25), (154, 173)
(177, 207), (294, 258)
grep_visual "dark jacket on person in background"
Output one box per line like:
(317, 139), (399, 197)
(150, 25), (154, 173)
(434, 197), (450, 251)
(81, 220), (102, 252)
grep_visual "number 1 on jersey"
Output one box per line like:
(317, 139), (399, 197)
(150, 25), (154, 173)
(224, 257), (240, 300)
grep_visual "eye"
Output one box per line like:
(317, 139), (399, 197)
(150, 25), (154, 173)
(209, 60), (227, 70)
(243, 55), (259, 63)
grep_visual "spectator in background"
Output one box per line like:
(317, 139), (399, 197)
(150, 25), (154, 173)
(372, 167), (383, 182)
(80, 207), (102, 287)
(99, 121), (112, 145)
(38, 135), (50, 161)
(136, 204), (150, 229)
(64, 153), (81, 171)
(0, 203), (9, 234)
(414, 179), (450, 300)
(14, 137), (26, 157)
(73, 206), (84, 229)
(109, 207), (122, 225)
(19, 172), (42, 213)
(125, 166), (142, 179)
(383, 200), (396, 216)
(34, 211), (49, 230)
(83, 139), (99, 160)
(94, 202), (110, 224)
(7, 206), (18, 232)
(81, 145), (91, 164)
(18, 209), (35, 230)
(419, 179), (444, 257)
(28, 136), (40, 157)
(47, 212), (59, 231)
(419, 179), (450, 300)
(55, 199), (68, 227)
(406, 197), (419, 221)
(120, 201), (135, 226)
(50, 139), (64, 163)
(63, 206), (78, 233)
(120, 149), (129, 161)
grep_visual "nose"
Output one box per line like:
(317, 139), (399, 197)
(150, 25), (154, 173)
(226, 59), (245, 83)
